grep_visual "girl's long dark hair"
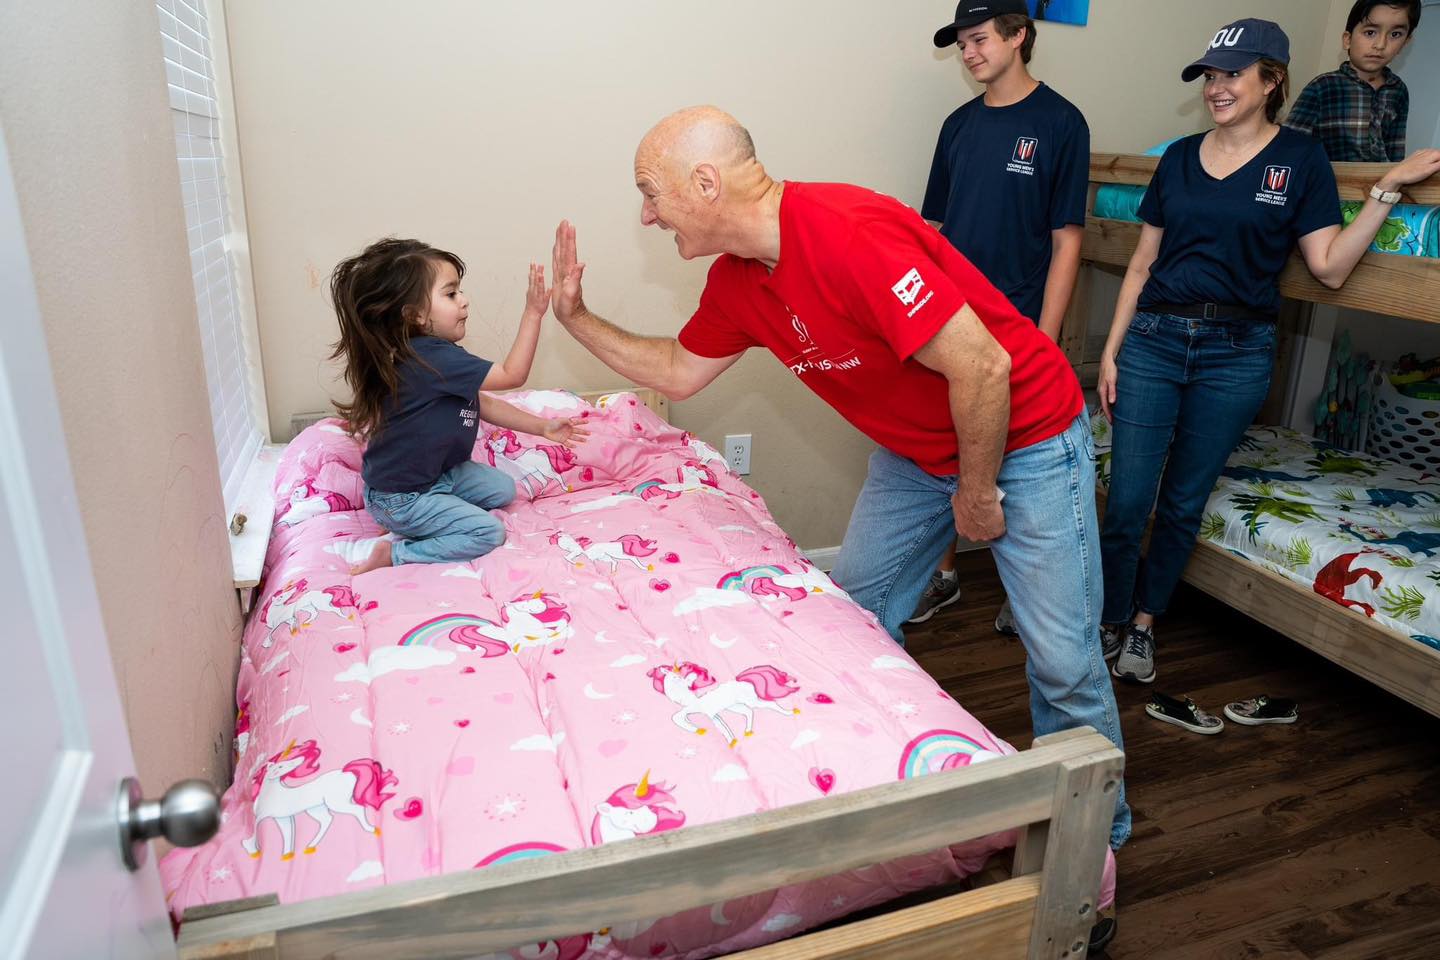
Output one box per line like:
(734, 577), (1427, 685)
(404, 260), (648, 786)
(328, 238), (465, 439)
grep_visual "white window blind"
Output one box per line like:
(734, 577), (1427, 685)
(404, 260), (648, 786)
(156, 0), (261, 511)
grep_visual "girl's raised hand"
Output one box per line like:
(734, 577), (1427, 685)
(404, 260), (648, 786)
(541, 417), (590, 448)
(523, 263), (550, 321)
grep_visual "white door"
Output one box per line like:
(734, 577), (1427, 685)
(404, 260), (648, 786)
(0, 124), (178, 958)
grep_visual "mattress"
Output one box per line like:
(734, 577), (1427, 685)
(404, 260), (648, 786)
(161, 391), (1113, 959)
(1094, 412), (1440, 648)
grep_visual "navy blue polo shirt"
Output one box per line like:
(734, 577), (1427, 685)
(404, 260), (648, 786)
(361, 336), (492, 493)
(922, 83), (1089, 325)
(1137, 128), (1341, 319)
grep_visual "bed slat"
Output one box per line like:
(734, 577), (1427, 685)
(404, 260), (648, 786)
(726, 876), (1039, 960)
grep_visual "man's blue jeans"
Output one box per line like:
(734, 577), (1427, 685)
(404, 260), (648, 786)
(364, 460), (516, 565)
(1101, 312), (1275, 623)
(832, 414), (1131, 848)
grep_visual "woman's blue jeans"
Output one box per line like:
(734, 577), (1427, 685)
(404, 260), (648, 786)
(1100, 311), (1275, 623)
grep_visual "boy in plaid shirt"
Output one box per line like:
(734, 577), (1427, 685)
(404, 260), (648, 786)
(1284, 0), (1419, 162)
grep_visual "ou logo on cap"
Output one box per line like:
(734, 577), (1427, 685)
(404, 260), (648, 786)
(1211, 26), (1245, 48)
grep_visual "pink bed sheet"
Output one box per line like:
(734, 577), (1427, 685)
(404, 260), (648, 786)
(161, 390), (1112, 959)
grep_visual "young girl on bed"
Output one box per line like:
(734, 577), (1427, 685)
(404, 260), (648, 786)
(330, 237), (587, 575)
(1096, 18), (1440, 687)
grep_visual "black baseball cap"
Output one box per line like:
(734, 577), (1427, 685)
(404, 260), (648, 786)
(1180, 18), (1291, 81)
(933, 0), (1030, 48)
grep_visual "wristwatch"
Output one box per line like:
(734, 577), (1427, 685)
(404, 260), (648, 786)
(1369, 184), (1403, 204)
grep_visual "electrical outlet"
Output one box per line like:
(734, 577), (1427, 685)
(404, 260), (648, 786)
(724, 434), (752, 475)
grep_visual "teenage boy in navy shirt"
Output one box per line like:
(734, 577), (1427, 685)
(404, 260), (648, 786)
(909, 0), (1091, 629)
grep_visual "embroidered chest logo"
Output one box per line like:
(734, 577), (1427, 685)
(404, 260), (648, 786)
(1006, 137), (1039, 176)
(1255, 165), (1291, 207)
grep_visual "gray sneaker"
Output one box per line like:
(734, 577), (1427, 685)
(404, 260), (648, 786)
(1100, 623), (1124, 662)
(994, 597), (1018, 636)
(906, 572), (961, 624)
(1112, 624), (1156, 683)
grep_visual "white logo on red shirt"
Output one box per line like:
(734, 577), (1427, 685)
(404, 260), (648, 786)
(791, 315), (811, 344)
(891, 268), (925, 307)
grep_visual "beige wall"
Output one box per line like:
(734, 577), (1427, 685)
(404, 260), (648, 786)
(0, 4), (241, 796)
(227, 0), (1336, 549)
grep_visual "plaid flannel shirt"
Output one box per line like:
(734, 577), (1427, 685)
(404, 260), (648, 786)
(1283, 61), (1409, 163)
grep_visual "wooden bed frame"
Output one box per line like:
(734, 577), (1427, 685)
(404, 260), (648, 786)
(1070, 157), (1440, 718)
(179, 385), (1122, 959)
(177, 728), (1121, 959)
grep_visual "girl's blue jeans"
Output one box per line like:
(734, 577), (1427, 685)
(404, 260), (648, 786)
(364, 460), (516, 565)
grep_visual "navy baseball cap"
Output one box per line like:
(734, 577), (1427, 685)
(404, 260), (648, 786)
(1181, 18), (1290, 81)
(933, 0), (1030, 47)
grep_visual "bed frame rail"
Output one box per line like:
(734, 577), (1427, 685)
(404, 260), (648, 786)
(176, 729), (1121, 960)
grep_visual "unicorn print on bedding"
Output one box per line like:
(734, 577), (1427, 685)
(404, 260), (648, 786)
(485, 427), (579, 497)
(259, 579), (375, 648)
(647, 661), (801, 747)
(161, 391), (1116, 960)
(243, 739), (396, 860)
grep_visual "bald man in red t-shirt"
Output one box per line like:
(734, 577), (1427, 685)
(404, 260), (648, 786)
(549, 106), (1128, 850)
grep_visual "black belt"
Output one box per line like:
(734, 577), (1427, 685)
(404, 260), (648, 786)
(1148, 302), (1276, 324)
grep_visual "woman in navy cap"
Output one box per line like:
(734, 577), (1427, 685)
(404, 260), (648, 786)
(1096, 18), (1440, 685)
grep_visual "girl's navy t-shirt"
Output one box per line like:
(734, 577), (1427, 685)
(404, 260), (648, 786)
(1137, 127), (1341, 319)
(361, 336), (492, 493)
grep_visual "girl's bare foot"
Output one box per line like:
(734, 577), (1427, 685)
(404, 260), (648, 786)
(350, 541), (393, 576)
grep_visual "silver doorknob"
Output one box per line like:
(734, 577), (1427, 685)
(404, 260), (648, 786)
(117, 777), (221, 871)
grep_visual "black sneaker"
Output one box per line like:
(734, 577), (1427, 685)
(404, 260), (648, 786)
(906, 572), (961, 624)
(1112, 624), (1156, 684)
(993, 597), (1019, 636)
(1088, 909), (1117, 953)
(1100, 623), (1124, 662)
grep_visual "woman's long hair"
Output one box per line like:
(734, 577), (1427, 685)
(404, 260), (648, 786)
(328, 238), (465, 440)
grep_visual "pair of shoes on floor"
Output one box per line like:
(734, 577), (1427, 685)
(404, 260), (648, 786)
(905, 571), (961, 624)
(1111, 624), (1155, 683)
(1145, 691), (1298, 735)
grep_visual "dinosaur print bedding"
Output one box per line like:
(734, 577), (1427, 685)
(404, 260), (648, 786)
(162, 391), (1113, 959)
(1093, 414), (1440, 648)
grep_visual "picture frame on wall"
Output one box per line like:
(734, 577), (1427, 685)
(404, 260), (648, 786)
(1029, 0), (1089, 26)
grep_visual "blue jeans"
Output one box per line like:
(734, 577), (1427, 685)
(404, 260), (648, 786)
(1101, 312), (1275, 622)
(364, 460), (516, 565)
(832, 415), (1131, 848)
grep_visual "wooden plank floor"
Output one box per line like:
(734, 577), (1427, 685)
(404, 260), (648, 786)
(904, 550), (1440, 960)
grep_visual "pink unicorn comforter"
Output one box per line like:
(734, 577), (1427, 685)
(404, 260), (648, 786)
(161, 390), (1110, 958)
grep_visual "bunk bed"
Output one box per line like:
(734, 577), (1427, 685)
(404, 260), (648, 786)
(171, 388), (1122, 960)
(1063, 157), (1440, 718)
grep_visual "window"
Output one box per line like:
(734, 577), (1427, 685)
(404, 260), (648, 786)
(156, 0), (262, 510)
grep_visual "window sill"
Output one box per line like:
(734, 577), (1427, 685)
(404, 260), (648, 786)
(229, 444), (285, 612)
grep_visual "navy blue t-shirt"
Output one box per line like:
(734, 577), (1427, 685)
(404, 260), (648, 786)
(922, 83), (1089, 325)
(1137, 128), (1342, 319)
(361, 336), (492, 493)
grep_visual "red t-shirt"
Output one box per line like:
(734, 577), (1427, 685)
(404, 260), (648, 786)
(678, 181), (1082, 476)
